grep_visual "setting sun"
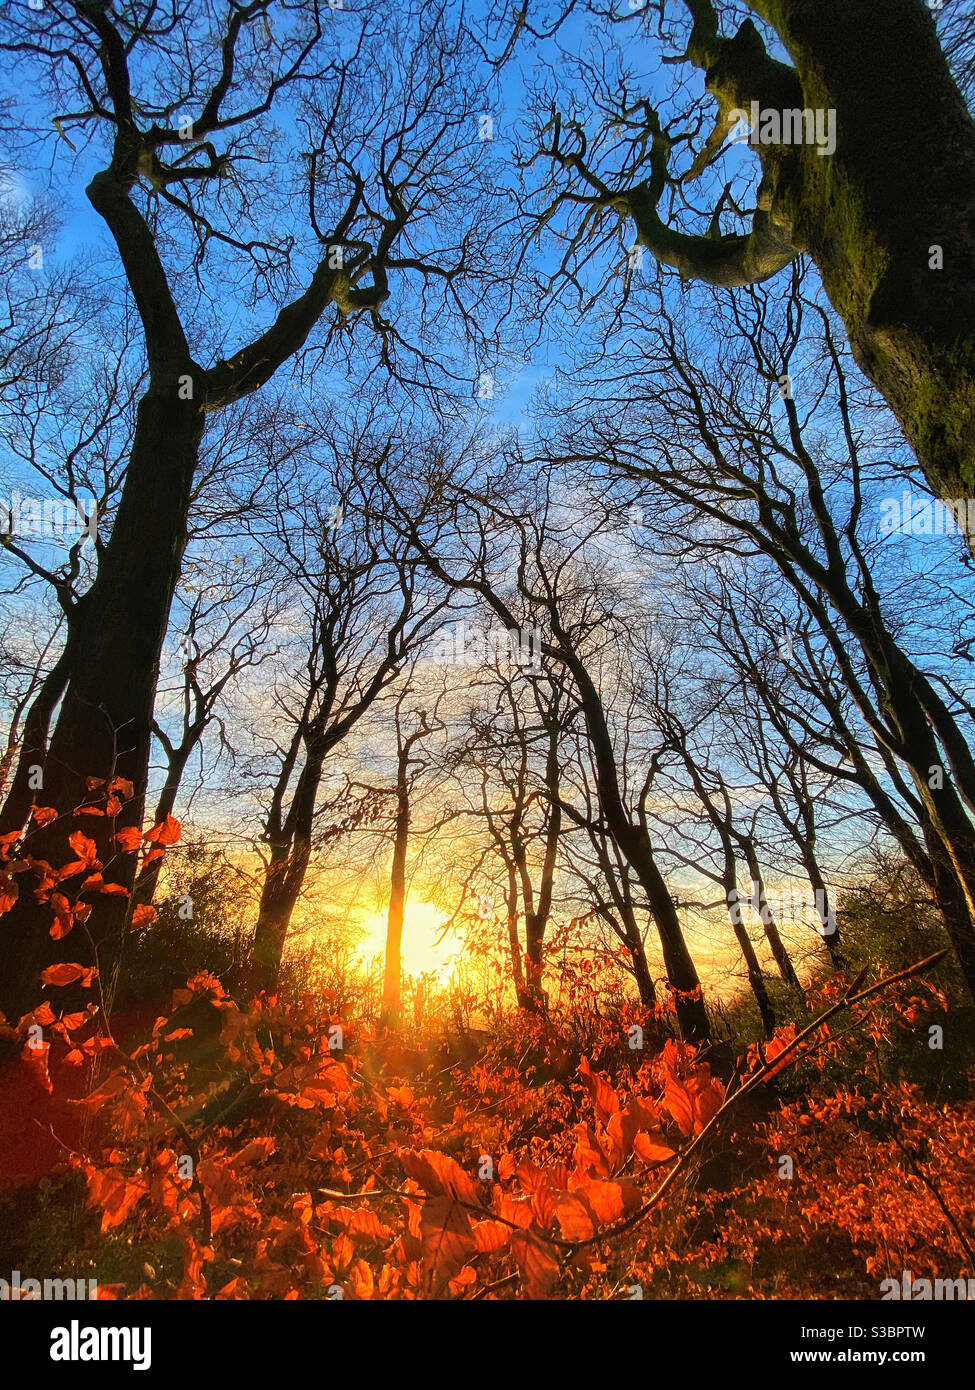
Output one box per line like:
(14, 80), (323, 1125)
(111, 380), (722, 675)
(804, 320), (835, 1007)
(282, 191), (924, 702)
(355, 900), (461, 982)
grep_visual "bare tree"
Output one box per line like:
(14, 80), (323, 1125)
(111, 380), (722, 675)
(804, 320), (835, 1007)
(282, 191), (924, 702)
(556, 722), (659, 1008)
(244, 442), (450, 992)
(383, 450), (712, 1040)
(448, 655), (568, 1009)
(545, 273), (975, 996)
(0, 0), (500, 1016)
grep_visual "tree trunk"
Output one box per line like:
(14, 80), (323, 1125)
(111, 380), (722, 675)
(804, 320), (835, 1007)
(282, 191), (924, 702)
(797, 848), (844, 969)
(521, 716), (562, 1011)
(565, 651), (711, 1041)
(0, 387), (203, 1021)
(524, 927), (545, 1008)
(739, 476), (975, 997)
(744, 0), (975, 512)
(129, 743), (194, 912)
(505, 863), (528, 1006)
(841, 620), (975, 997)
(381, 762), (411, 1026)
(248, 748), (324, 994)
(622, 824), (710, 1041)
(0, 638), (74, 835)
(922, 825), (975, 993)
(589, 832), (657, 1006)
(249, 840), (312, 995)
(661, 0), (975, 514)
(742, 843), (801, 990)
(627, 917), (657, 1008)
(405, 536), (711, 1039)
(726, 874), (776, 1039)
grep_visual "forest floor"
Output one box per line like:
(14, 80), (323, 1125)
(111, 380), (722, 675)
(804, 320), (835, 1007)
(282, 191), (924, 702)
(2, 944), (974, 1301)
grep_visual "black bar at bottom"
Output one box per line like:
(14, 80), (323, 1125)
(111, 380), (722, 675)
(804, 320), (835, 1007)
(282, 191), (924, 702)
(0, 1297), (964, 1378)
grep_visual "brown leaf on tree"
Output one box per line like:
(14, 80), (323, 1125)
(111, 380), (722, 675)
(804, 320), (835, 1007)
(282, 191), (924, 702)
(473, 1219), (510, 1254)
(40, 962), (98, 988)
(633, 1133), (677, 1165)
(510, 1228), (560, 1300)
(418, 1194), (474, 1295)
(144, 814), (181, 846)
(576, 1056), (619, 1124)
(400, 1148), (482, 1205)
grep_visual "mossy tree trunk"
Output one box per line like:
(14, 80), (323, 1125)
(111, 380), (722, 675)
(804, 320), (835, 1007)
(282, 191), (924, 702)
(626, 0), (975, 513)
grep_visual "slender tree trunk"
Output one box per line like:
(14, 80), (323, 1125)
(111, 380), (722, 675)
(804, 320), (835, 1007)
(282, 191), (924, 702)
(505, 863), (527, 1006)
(609, 889), (657, 1008)
(0, 639), (74, 835)
(129, 744), (193, 911)
(590, 833), (657, 1006)
(797, 847), (844, 969)
(746, 516), (975, 993)
(831, 716), (975, 983)
(838, 633), (975, 995)
(742, 843), (801, 990)
(868, 667), (975, 997)
(248, 749), (324, 994)
(520, 716), (562, 1011)
(916, 804), (975, 997)
(570, 658), (710, 1041)
(516, 863), (553, 1010)
(513, 867), (546, 1012)
(626, 917), (657, 1008)
(249, 841), (312, 994)
(905, 814), (975, 982)
(381, 760), (411, 1026)
(724, 857), (775, 1038)
(405, 540), (710, 1039)
(808, 572), (975, 994)
(620, 823), (710, 1041)
(524, 926), (545, 1008)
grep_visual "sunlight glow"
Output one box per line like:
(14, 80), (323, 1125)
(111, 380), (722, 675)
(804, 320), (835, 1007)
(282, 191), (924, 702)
(356, 900), (461, 982)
